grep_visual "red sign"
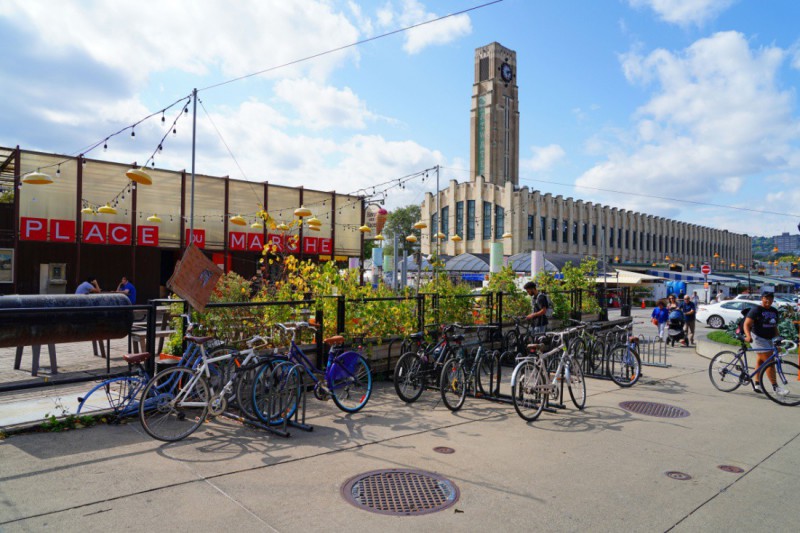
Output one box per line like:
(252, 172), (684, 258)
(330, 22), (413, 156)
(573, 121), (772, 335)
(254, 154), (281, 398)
(82, 221), (107, 244)
(185, 229), (206, 248)
(108, 223), (131, 245)
(701, 264), (711, 275)
(49, 219), (75, 242)
(20, 217), (48, 241)
(138, 226), (159, 246)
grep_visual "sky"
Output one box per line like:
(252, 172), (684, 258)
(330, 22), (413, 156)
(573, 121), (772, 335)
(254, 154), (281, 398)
(2, 0), (800, 239)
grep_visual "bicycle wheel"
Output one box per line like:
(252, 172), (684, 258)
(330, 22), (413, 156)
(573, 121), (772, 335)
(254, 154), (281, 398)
(504, 330), (521, 354)
(476, 350), (499, 397)
(589, 340), (605, 373)
(77, 376), (139, 417)
(235, 357), (274, 419)
(511, 360), (546, 422)
(252, 360), (301, 424)
(206, 344), (239, 395)
(607, 345), (641, 388)
(567, 357), (586, 409)
(394, 352), (426, 403)
(440, 358), (466, 411)
(330, 353), (372, 413)
(139, 367), (209, 442)
(708, 350), (745, 392)
(568, 337), (587, 372)
(759, 359), (800, 406)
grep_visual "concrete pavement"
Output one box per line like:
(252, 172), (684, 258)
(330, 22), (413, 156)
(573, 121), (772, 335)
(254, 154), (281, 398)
(1, 313), (799, 532)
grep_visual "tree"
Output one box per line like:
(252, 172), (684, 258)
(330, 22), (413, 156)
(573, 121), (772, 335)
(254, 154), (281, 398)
(384, 204), (421, 254)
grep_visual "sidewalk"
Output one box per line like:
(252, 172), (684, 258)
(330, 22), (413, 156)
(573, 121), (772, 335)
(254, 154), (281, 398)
(1, 315), (799, 531)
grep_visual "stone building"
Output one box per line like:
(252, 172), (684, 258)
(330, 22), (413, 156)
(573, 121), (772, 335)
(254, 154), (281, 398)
(420, 42), (751, 269)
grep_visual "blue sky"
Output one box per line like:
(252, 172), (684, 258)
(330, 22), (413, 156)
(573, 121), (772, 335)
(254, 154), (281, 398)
(2, 0), (799, 238)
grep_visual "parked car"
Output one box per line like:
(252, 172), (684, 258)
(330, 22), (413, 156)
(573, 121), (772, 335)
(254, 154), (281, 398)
(733, 294), (797, 311)
(696, 300), (760, 329)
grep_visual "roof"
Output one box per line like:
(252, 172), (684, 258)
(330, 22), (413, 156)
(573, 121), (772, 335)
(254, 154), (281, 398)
(595, 269), (666, 285)
(506, 252), (568, 272)
(646, 269), (742, 286)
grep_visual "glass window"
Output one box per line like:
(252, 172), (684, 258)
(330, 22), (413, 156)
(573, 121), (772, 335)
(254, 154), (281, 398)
(431, 213), (438, 236)
(494, 206), (504, 240)
(467, 200), (475, 240)
(540, 216), (546, 241)
(582, 223), (588, 245)
(441, 206), (449, 237)
(609, 227), (615, 248)
(528, 215), (534, 240)
(592, 224), (597, 246)
(551, 217), (557, 242)
(455, 201), (463, 237)
(572, 222), (578, 244)
(562, 219), (568, 243)
(483, 201), (492, 240)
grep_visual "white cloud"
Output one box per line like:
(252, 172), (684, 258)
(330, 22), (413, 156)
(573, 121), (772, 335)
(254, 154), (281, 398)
(522, 145), (566, 172)
(627, 0), (735, 27)
(577, 31), (800, 226)
(376, 0), (472, 54)
(274, 79), (376, 130)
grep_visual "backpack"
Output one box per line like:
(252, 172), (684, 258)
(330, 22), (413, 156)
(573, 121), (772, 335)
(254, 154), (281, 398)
(734, 307), (751, 337)
(542, 292), (554, 318)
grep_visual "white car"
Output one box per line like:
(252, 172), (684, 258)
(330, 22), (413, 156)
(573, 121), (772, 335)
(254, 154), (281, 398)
(696, 300), (760, 329)
(733, 294), (797, 312)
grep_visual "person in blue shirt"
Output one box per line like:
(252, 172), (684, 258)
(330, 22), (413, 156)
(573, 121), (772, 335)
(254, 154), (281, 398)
(75, 276), (101, 294)
(651, 301), (669, 341)
(116, 276), (136, 304)
(679, 295), (697, 345)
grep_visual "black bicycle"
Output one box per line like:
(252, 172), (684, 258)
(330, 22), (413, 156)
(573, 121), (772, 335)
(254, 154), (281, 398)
(393, 324), (465, 403)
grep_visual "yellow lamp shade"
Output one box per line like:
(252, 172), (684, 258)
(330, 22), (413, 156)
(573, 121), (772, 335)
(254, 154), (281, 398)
(147, 214), (162, 223)
(126, 167), (152, 185)
(251, 221), (263, 229)
(405, 235), (418, 243)
(230, 215), (246, 226)
(307, 224), (320, 231)
(502, 232), (513, 239)
(277, 223), (290, 231)
(435, 232), (446, 240)
(451, 234), (462, 242)
(413, 221), (427, 230)
(359, 225), (371, 233)
(23, 170), (54, 184)
(374, 234), (385, 241)
(81, 206), (94, 215)
(294, 205), (312, 218)
(306, 216), (321, 227)
(98, 204), (117, 215)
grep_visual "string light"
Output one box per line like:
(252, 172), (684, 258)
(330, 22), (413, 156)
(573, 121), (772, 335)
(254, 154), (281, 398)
(131, 127), (135, 138)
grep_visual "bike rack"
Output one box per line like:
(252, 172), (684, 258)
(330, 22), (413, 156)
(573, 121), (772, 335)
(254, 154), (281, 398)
(637, 336), (670, 367)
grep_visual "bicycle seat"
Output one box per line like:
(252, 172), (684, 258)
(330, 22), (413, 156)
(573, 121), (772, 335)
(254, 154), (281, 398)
(526, 343), (543, 353)
(453, 334), (465, 342)
(185, 335), (215, 345)
(408, 332), (425, 341)
(123, 352), (152, 365)
(324, 335), (345, 346)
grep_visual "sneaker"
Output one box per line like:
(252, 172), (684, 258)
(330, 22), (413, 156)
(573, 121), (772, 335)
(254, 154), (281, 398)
(753, 383), (763, 394)
(773, 384), (789, 396)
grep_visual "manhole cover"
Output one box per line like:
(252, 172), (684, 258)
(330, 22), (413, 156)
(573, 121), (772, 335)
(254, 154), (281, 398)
(666, 471), (692, 480)
(718, 465), (745, 473)
(619, 401), (690, 418)
(341, 469), (459, 516)
(433, 446), (455, 454)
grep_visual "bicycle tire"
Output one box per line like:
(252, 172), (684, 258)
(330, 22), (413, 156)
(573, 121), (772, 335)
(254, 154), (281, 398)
(476, 350), (499, 396)
(76, 376), (141, 417)
(607, 345), (642, 388)
(330, 353), (372, 413)
(569, 337), (587, 372)
(504, 330), (521, 354)
(759, 359), (800, 407)
(708, 350), (744, 392)
(252, 360), (301, 425)
(394, 352), (426, 403)
(440, 357), (466, 411)
(589, 340), (605, 373)
(511, 360), (546, 422)
(567, 357), (586, 409)
(235, 357), (274, 419)
(139, 366), (209, 442)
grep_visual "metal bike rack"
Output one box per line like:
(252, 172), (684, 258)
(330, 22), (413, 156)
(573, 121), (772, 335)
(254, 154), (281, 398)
(636, 336), (670, 368)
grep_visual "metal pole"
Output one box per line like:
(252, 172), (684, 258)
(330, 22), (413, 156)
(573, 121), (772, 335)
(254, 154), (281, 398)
(190, 88), (197, 236)
(393, 234), (399, 292)
(435, 165), (440, 259)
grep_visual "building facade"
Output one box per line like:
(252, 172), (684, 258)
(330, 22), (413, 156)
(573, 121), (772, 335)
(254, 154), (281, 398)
(421, 43), (752, 269)
(774, 232), (800, 253)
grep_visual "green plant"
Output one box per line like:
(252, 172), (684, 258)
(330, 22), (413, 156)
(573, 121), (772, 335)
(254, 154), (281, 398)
(41, 397), (100, 432)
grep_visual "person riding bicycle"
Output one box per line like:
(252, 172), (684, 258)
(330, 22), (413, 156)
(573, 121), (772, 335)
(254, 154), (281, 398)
(524, 281), (548, 334)
(743, 290), (784, 395)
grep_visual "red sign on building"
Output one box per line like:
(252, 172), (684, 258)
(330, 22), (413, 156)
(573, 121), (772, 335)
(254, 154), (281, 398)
(82, 221), (107, 244)
(137, 225), (159, 247)
(186, 229), (206, 248)
(20, 217), (48, 241)
(49, 219), (75, 242)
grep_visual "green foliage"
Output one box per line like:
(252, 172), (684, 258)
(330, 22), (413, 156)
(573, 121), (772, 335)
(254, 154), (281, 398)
(41, 398), (100, 432)
(0, 188), (13, 204)
(533, 256), (601, 321)
(708, 330), (743, 346)
(384, 204), (421, 254)
(484, 266), (528, 320)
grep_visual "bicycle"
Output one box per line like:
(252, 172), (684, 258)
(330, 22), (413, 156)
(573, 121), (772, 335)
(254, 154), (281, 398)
(439, 325), (501, 411)
(510, 328), (586, 422)
(708, 336), (800, 406)
(252, 322), (372, 423)
(604, 323), (642, 387)
(566, 319), (608, 374)
(393, 324), (465, 403)
(503, 317), (537, 355)
(76, 352), (155, 420)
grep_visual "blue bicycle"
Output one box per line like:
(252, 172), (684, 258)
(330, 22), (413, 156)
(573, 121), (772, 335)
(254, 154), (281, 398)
(252, 322), (372, 424)
(76, 352), (155, 420)
(709, 336), (799, 406)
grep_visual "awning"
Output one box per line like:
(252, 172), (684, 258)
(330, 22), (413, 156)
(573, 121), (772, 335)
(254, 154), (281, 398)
(726, 274), (800, 289)
(645, 269), (741, 286)
(595, 269), (666, 285)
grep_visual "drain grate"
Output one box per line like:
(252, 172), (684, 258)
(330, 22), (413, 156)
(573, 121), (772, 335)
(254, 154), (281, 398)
(619, 401), (690, 418)
(718, 465), (745, 473)
(341, 469), (459, 516)
(666, 471), (692, 480)
(433, 446), (455, 454)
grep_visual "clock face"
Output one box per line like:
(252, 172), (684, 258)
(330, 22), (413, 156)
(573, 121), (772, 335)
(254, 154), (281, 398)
(500, 62), (513, 82)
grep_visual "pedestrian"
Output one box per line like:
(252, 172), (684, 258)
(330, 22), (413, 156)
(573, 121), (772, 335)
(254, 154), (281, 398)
(651, 301), (669, 341)
(743, 291), (785, 395)
(716, 290), (724, 303)
(692, 291), (699, 307)
(667, 295), (679, 311)
(116, 276), (137, 304)
(680, 295), (697, 345)
(523, 281), (548, 334)
(75, 276), (101, 294)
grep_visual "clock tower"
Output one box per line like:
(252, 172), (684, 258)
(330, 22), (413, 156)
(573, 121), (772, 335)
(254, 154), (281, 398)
(470, 42), (519, 187)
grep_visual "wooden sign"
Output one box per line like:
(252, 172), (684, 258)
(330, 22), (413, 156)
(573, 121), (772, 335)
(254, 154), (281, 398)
(166, 244), (222, 312)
